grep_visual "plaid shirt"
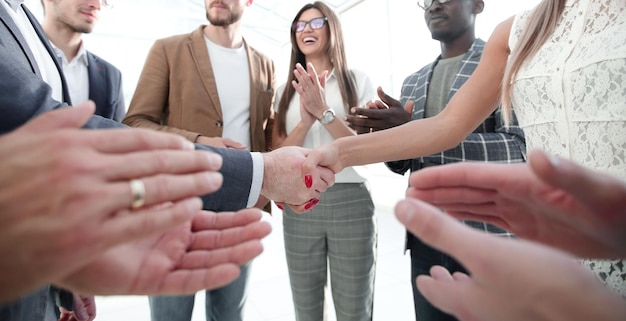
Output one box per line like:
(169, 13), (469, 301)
(387, 39), (526, 237)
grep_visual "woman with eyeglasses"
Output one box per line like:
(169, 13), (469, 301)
(272, 2), (377, 321)
(303, 0), (626, 317)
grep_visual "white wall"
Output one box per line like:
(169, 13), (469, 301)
(24, 0), (540, 107)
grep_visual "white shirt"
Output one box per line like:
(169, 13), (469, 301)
(275, 68), (376, 183)
(205, 36), (251, 149)
(2, 0), (63, 102)
(51, 42), (90, 104)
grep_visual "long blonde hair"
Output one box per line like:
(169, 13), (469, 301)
(275, 1), (358, 136)
(501, 0), (566, 123)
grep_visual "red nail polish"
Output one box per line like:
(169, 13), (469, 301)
(304, 199), (319, 210)
(275, 202), (284, 210)
(305, 175), (313, 188)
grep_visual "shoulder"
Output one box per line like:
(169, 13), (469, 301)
(273, 83), (288, 110)
(403, 63), (432, 84)
(87, 52), (121, 76)
(509, 10), (533, 49)
(348, 68), (374, 87)
(156, 27), (201, 46)
(486, 16), (515, 55)
(349, 68), (369, 79)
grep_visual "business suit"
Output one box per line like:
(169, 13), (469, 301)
(385, 39), (526, 321)
(124, 25), (275, 151)
(124, 26), (276, 321)
(86, 51), (125, 122)
(0, 3), (256, 320)
(0, 3), (254, 211)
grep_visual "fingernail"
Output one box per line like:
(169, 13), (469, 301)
(545, 152), (562, 167)
(304, 175), (313, 188)
(304, 199), (317, 210)
(394, 200), (415, 223)
(275, 202), (284, 210)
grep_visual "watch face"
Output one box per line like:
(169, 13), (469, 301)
(321, 109), (335, 124)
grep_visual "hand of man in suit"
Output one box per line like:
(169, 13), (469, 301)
(261, 146), (335, 213)
(0, 104), (236, 302)
(347, 86), (413, 134)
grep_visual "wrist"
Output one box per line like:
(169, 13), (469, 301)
(318, 107), (336, 125)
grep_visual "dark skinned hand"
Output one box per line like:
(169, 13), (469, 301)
(347, 86), (414, 134)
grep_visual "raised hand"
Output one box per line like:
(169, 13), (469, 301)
(405, 149), (626, 258)
(347, 86), (413, 134)
(292, 62), (328, 119)
(394, 198), (626, 321)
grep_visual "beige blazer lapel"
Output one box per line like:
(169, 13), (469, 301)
(244, 39), (260, 145)
(187, 26), (222, 120)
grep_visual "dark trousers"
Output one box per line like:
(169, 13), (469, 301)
(408, 233), (467, 321)
(0, 286), (57, 321)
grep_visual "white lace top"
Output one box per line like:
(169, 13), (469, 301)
(510, 0), (626, 297)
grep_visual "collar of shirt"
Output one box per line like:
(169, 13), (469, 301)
(4, 0), (23, 11)
(325, 68), (336, 82)
(51, 41), (89, 67)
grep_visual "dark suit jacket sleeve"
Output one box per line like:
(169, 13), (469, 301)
(195, 145), (253, 211)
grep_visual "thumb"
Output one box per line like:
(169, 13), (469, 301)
(528, 149), (626, 209)
(405, 100), (415, 115)
(18, 101), (96, 135)
(318, 71), (327, 88)
(377, 86), (402, 108)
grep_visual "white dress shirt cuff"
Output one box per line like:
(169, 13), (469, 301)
(247, 152), (263, 208)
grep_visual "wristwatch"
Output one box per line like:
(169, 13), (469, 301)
(319, 108), (336, 125)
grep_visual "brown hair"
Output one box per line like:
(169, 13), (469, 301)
(501, 0), (566, 123)
(275, 1), (358, 136)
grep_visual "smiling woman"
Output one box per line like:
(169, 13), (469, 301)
(271, 2), (379, 320)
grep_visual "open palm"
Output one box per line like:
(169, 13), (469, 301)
(405, 149), (626, 258)
(54, 209), (271, 295)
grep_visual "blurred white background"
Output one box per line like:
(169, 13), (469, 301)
(25, 0), (540, 107)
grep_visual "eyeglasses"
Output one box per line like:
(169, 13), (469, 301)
(292, 17), (328, 33)
(417, 0), (456, 10)
(100, 0), (112, 9)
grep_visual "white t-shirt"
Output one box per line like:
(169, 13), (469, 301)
(205, 36), (251, 150)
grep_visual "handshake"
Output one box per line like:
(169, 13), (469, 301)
(0, 105), (338, 304)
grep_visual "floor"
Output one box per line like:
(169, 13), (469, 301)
(94, 164), (415, 321)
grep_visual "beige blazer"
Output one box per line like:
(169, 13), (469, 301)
(123, 25), (276, 152)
